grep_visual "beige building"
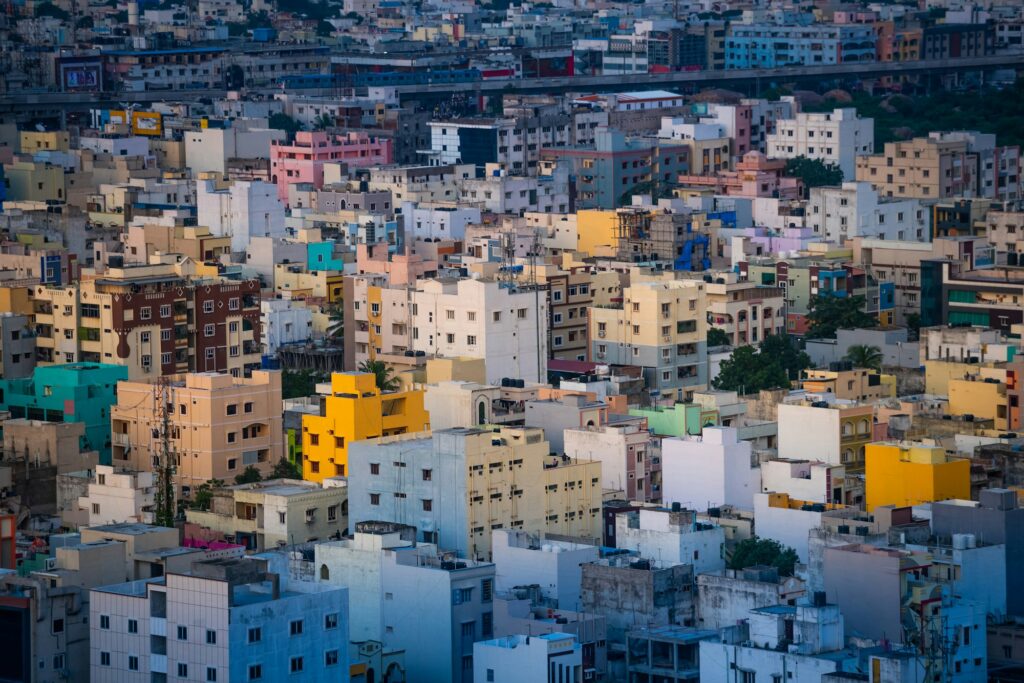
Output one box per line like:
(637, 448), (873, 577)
(696, 271), (786, 346)
(589, 271), (709, 401)
(855, 137), (977, 200)
(984, 210), (1024, 255)
(123, 224), (232, 264)
(111, 371), (284, 499)
(186, 478), (348, 550)
(76, 466), (156, 527)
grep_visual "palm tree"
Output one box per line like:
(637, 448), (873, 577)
(312, 113), (334, 131)
(325, 304), (343, 343)
(845, 344), (884, 371)
(359, 359), (400, 392)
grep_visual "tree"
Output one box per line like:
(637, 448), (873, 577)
(759, 333), (811, 381)
(312, 113), (334, 131)
(268, 113), (303, 141)
(316, 20), (334, 37)
(282, 369), (318, 399)
(707, 327), (731, 347)
(359, 359), (400, 392)
(784, 156), (844, 196)
(728, 537), (799, 577)
(190, 479), (225, 511)
(713, 345), (791, 394)
(325, 303), (343, 342)
(845, 344), (883, 371)
(35, 1), (70, 19)
(271, 457), (302, 480)
(905, 312), (921, 341)
(805, 295), (876, 340)
(234, 466), (262, 485)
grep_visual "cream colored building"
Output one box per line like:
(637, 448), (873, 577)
(697, 271), (786, 346)
(855, 137), (977, 200)
(185, 478), (348, 550)
(76, 466), (156, 527)
(111, 370), (284, 499)
(349, 427), (603, 560)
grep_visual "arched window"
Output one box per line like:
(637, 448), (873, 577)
(320, 564), (330, 581)
(842, 422), (854, 437)
(858, 419), (870, 434)
(478, 400), (487, 425)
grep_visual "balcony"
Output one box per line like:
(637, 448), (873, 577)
(150, 654), (167, 675)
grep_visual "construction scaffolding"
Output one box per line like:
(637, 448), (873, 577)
(615, 208), (710, 271)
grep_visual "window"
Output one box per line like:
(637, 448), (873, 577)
(227, 404), (237, 416)
(52, 618), (64, 634)
(128, 656), (139, 671)
(177, 625), (188, 640)
(53, 654), (65, 670)
(422, 469), (432, 481)
(100, 615), (110, 630)
(205, 348), (215, 360)
(467, 335), (477, 346)
(493, 312), (501, 323)
(248, 627), (261, 643)
(100, 652), (110, 666)
(204, 324), (215, 337)
(160, 304), (171, 317)
(481, 578), (493, 602)
(370, 463), (380, 475)
(203, 300), (214, 313)
(141, 331), (151, 343)
(140, 307), (152, 320)
(325, 650), (339, 667)
(446, 333), (455, 344)
(127, 619), (138, 634)
(290, 657), (303, 673)
(249, 664), (262, 680)
(325, 613), (339, 630)
(206, 629), (217, 644)
(228, 433), (237, 444)
(328, 505), (338, 521)
(178, 663), (188, 678)
(487, 670), (495, 682)
(461, 621), (475, 638)
(228, 298), (239, 311)
(290, 620), (303, 636)
(423, 499), (433, 512)
(370, 493), (380, 505)
(207, 667), (218, 681)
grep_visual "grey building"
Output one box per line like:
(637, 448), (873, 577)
(0, 313), (35, 379)
(932, 488), (1024, 617)
(523, 394), (606, 454)
(580, 555), (695, 645)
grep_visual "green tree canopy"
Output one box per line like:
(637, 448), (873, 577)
(805, 295), (876, 339)
(784, 156), (844, 196)
(845, 344), (883, 371)
(234, 466), (263, 485)
(728, 537), (799, 577)
(271, 457), (302, 480)
(707, 327), (731, 347)
(759, 333), (811, 380)
(268, 113), (303, 141)
(359, 359), (400, 392)
(712, 345), (790, 394)
(282, 369), (319, 399)
(190, 479), (225, 511)
(35, 2), (70, 19)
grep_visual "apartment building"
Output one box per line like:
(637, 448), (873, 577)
(77, 466), (156, 526)
(185, 479), (348, 550)
(0, 362), (126, 465)
(855, 137), (979, 200)
(111, 370), (284, 498)
(801, 366), (893, 402)
(725, 24), (877, 70)
(929, 131), (1021, 202)
(89, 557), (348, 683)
(347, 426), (602, 560)
(919, 260), (1024, 332)
(301, 371), (430, 484)
(865, 442), (970, 512)
(700, 271), (785, 346)
(474, 633), (582, 683)
(766, 108), (874, 179)
(776, 397), (875, 469)
(563, 415), (660, 502)
(588, 276), (708, 401)
(366, 164), (476, 205)
(270, 131), (393, 201)
(31, 263), (262, 379)
(343, 275), (548, 384)
(807, 181), (927, 243)
(196, 178), (286, 254)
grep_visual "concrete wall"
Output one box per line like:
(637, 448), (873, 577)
(661, 427), (760, 512)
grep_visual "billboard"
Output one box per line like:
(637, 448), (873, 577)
(131, 111), (163, 136)
(57, 57), (103, 93)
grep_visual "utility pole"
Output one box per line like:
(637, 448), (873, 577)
(528, 228), (543, 379)
(153, 377), (176, 528)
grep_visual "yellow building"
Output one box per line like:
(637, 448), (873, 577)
(948, 372), (1010, 431)
(864, 442), (970, 512)
(802, 367), (896, 402)
(576, 209), (619, 256)
(19, 131), (70, 153)
(3, 161), (65, 202)
(302, 372), (430, 483)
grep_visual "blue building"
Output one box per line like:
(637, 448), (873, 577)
(725, 24), (876, 69)
(0, 363), (127, 464)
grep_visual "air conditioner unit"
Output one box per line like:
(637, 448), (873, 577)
(596, 352), (605, 359)
(597, 330), (605, 338)
(45, 557), (57, 571)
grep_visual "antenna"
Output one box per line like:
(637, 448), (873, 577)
(153, 377), (177, 528)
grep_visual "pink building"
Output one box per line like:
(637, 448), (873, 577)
(677, 151), (802, 199)
(355, 242), (439, 286)
(269, 131), (393, 201)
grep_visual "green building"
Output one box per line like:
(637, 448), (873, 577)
(0, 363), (128, 464)
(629, 402), (718, 438)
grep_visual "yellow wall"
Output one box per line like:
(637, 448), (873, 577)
(925, 360), (1007, 396)
(301, 372), (430, 483)
(948, 379), (1007, 430)
(576, 210), (619, 256)
(865, 442), (970, 512)
(20, 131), (70, 153)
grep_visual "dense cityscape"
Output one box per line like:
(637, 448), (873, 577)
(0, 0), (1023, 681)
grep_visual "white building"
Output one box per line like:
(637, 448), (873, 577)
(261, 297), (313, 355)
(197, 179), (286, 253)
(753, 492), (829, 563)
(78, 466), (156, 526)
(699, 603), (848, 683)
(402, 201), (480, 240)
(492, 529), (599, 611)
(185, 123), (284, 176)
(760, 459), (846, 505)
(474, 633), (582, 683)
(614, 508), (726, 575)
(661, 427), (760, 512)
(89, 557), (348, 683)
(315, 524), (497, 683)
(807, 181), (927, 243)
(412, 278), (548, 384)
(459, 164), (571, 215)
(78, 135), (151, 158)
(766, 108), (875, 179)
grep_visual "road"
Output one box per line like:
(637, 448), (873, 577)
(1, 54), (1021, 114)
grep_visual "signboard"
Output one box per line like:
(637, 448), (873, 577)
(57, 57), (103, 93)
(132, 111), (163, 136)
